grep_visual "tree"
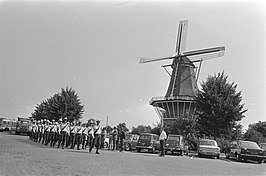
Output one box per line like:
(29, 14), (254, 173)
(194, 72), (247, 139)
(131, 125), (151, 135)
(244, 121), (266, 143)
(31, 87), (84, 122)
(117, 122), (129, 132)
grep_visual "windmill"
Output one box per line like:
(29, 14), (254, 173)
(140, 20), (225, 127)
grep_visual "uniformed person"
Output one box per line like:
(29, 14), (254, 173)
(45, 120), (51, 145)
(36, 120), (41, 142)
(28, 120), (33, 140)
(89, 119), (101, 154)
(69, 122), (76, 149)
(60, 117), (69, 149)
(33, 120), (37, 142)
(75, 121), (83, 150)
(49, 119), (57, 146)
(81, 123), (88, 149)
(86, 119), (94, 150)
(57, 118), (63, 148)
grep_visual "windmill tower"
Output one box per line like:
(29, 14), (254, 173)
(140, 20), (225, 127)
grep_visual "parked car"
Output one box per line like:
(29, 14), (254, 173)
(165, 134), (188, 155)
(198, 139), (220, 159)
(259, 143), (266, 163)
(225, 140), (264, 164)
(136, 133), (160, 153)
(124, 134), (139, 151)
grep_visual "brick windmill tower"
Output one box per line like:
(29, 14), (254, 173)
(140, 20), (225, 127)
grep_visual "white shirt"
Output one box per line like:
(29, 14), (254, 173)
(159, 130), (167, 140)
(94, 125), (101, 135)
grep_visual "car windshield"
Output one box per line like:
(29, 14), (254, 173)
(140, 135), (151, 140)
(125, 134), (132, 140)
(239, 141), (260, 149)
(200, 140), (216, 146)
(168, 136), (180, 141)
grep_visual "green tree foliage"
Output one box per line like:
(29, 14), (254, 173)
(31, 87), (84, 122)
(117, 122), (129, 132)
(244, 121), (266, 143)
(131, 125), (151, 135)
(194, 72), (247, 139)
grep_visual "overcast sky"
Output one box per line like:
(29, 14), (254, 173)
(0, 0), (265, 130)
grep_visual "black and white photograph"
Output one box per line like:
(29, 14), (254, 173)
(0, 0), (265, 175)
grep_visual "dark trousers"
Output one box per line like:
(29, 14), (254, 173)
(160, 140), (165, 156)
(49, 132), (55, 146)
(82, 134), (87, 149)
(90, 134), (100, 152)
(56, 133), (61, 148)
(61, 131), (67, 149)
(119, 139), (124, 152)
(87, 135), (93, 149)
(75, 134), (82, 149)
(69, 133), (75, 149)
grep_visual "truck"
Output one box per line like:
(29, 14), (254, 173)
(15, 117), (31, 135)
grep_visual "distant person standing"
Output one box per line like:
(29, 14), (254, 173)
(119, 127), (126, 152)
(159, 127), (167, 157)
(112, 126), (118, 150)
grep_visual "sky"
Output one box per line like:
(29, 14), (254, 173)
(0, 0), (265, 131)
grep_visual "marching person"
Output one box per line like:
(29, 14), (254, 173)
(159, 127), (167, 157)
(38, 119), (44, 143)
(32, 120), (37, 141)
(87, 119), (94, 150)
(68, 122), (76, 149)
(60, 117), (69, 149)
(89, 119), (101, 154)
(75, 121), (83, 150)
(81, 123), (88, 149)
(36, 120), (41, 142)
(57, 118), (63, 148)
(49, 119), (57, 146)
(45, 120), (51, 145)
(28, 119), (33, 140)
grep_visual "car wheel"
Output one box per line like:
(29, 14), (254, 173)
(125, 143), (131, 151)
(104, 142), (108, 149)
(137, 148), (141, 153)
(236, 154), (242, 162)
(165, 149), (167, 155)
(217, 155), (220, 159)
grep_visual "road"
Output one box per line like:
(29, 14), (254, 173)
(0, 132), (265, 176)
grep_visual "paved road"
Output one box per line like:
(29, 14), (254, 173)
(0, 132), (265, 176)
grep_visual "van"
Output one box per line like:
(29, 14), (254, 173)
(165, 134), (188, 155)
(136, 133), (160, 153)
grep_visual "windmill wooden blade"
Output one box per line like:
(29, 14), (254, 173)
(175, 20), (188, 55)
(139, 56), (175, 64)
(183, 46), (225, 61)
